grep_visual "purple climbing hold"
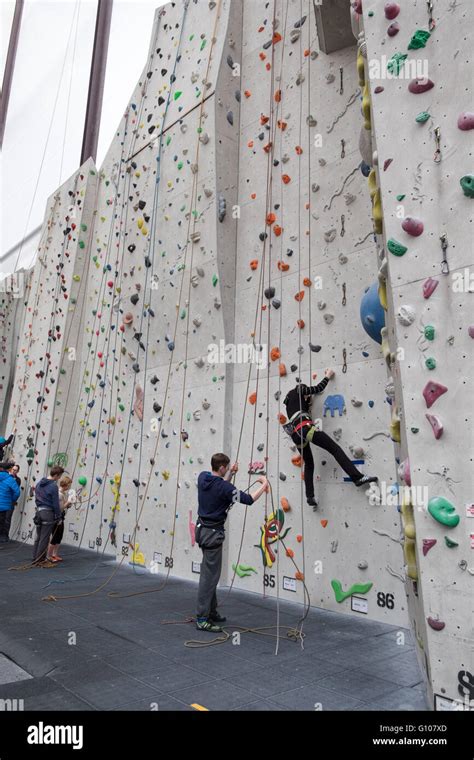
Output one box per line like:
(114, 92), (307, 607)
(423, 277), (439, 299)
(426, 413), (443, 439)
(469, 326), (474, 338)
(457, 112), (474, 131)
(422, 538), (437, 556)
(408, 78), (434, 94)
(352, 0), (362, 13)
(423, 381), (448, 409)
(374, 86), (385, 94)
(384, 2), (400, 19)
(401, 457), (411, 487)
(427, 617), (445, 632)
(383, 158), (393, 171)
(387, 22), (400, 37)
(402, 217), (424, 236)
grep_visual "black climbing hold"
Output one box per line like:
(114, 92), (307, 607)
(227, 111), (234, 126)
(158, 96), (165, 106)
(309, 343), (322, 352)
(287, 249), (293, 256)
(128, 245), (136, 253)
(264, 286), (276, 299)
(130, 293), (139, 305)
(132, 363), (140, 373)
(150, 375), (159, 385)
(294, 15), (307, 28)
(259, 232), (268, 241)
(290, 364), (298, 372)
(133, 478), (140, 487)
(235, 90), (241, 102)
(144, 256), (152, 268)
(272, 299), (281, 309)
(227, 54), (234, 68)
(138, 200), (146, 210)
(153, 402), (162, 413)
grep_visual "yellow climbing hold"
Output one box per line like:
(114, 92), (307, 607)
(373, 188), (383, 234)
(137, 218), (143, 229)
(162, 470), (170, 480)
(357, 47), (365, 87)
(131, 543), (146, 566)
(362, 82), (371, 130)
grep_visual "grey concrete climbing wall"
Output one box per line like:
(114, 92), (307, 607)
(2, 0), (472, 710)
(352, 0), (473, 710)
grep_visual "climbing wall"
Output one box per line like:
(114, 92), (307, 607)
(0, 269), (32, 433)
(224, 0), (409, 628)
(352, 0), (473, 710)
(3, 0), (472, 709)
(4, 160), (98, 540)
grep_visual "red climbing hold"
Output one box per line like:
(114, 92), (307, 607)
(408, 78), (434, 94)
(423, 381), (448, 409)
(402, 217), (424, 236)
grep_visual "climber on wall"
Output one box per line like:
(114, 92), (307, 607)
(195, 453), (268, 632)
(283, 369), (378, 510)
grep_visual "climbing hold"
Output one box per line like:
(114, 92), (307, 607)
(444, 536), (459, 548)
(423, 381), (447, 408)
(270, 347), (281, 362)
(232, 563), (257, 578)
(424, 325), (435, 341)
(460, 175), (474, 198)
(331, 579), (373, 603)
(408, 78), (434, 94)
(226, 111), (234, 126)
(402, 217), (424, 236)
(408, 30), (431, 50)
(427, 617), (445, 631)
(78, 476), (87, 486)
(320, 520), (328, 528)
(428, 496), (460, 528)
(264, 286), (276, 299)
(250, 259), (258, 270)
(358, 561), (368, 570)
(415, 111), (431, 123)
(387, 53), (407, 76)
(468, 326), (474, 339)
(272, 299), (281, 309)
(130, 293), (139, 306)
(425, 413), (443, 439)
(248, 392), (257, 405)
(279, 364), (287, 377)
(397, 305), (416, 325)
(457, 112), (474, 130)
(309, 343), (321, 353)
(425, 357), (436, 371)
(360, 282), (385, 345)
(384, 2), (400, 19)
(387, 239), (408, 256)
(422, 538), (437, 556)
(423, 277), (439, 299)
(387, 22), (400, 37)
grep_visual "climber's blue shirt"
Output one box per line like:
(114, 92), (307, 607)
(197, 471), (254, 526)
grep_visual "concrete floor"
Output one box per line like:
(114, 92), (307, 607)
(0, 542), (429, 711)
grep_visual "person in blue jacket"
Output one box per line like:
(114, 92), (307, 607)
(32, 466), (64, 566)
(0, 434), (14, 462)
(0, 462), (21, 543)
(195, 453), (268, 632)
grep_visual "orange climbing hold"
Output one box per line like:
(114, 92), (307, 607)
(250, 259), (258, 270)
(282, 174), (291, 184)
(248, 392), (257, 405)
(304, 49), (310, 57)
(295, 146), (303, 155)
(296, 535), (303, 543)
(248, 140), (254, 148)
(295, 291), (305, 302)
(279, 363), (287, 377)
(263, 142), (273, 153)
(295, 571), (304, 581)
(303, 277), (312, 287)
(281, 497), (290, 512)
(259, 52), (266, 61)
(274, 89), (281, 102)
(297, 319), (305, 329)
(251, 193), (256, 199)
(266, 213), (276, 225)
(292, 455), (302, 467)
(270, 347), (281, 361)
(260, 114), (270, 125)
(244, 90), (252, 98)
(286, 548), (294, 557)
(277, 120), (287, 131)
(279, 413), (287, 424)
(277, 261), (289, 271)
(273, 32), (282, 44)
(321, 520), (328, 528)
(273, 225), (282, 237)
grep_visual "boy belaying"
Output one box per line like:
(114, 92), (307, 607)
(195, 453), (268, 632)
(283, 369), (378, 510)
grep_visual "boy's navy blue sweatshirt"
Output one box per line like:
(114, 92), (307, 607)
(197, 472), (254, 526)
(35, 478), (61, 519)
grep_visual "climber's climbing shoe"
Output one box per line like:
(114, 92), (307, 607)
(196, 619), (223, 633)
(307, 496), (318, 510)
(355, 475), (379, 487)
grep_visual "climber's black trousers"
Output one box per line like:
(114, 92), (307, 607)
(292, 429), (363, 499)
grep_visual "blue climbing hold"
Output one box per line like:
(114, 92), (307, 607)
(368, 400), (374, 408)
(360, 282), (385, 345)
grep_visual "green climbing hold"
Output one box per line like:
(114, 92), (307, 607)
(232, 563), (257, 578)
(387, 53), (408, 76)
(78, 476), (87, 486)
(180, 309), (186, 319)
(81, 223), (87, 231)
(47, 459), (53, 467)
(411, 427), (419, 434)
(408, 29), (431, 50)
(415, 111), (431, 123)
(166, 136), (171, 146)
(60, 369), (66, 375)
(212, 274), (218, 287)
(331, 579), (373, 603)
(396, 194), (406, 201)
(368, 10), (374, 16)
(444, 536), (459, 548)
(73, 274), (81, 282)
(119, 404), (125, 412)
(200, 39), (207, 51)
(460, 175), (474, 198)
(428, 496), (460, 528)
(212, 376), (217, 383)
(78, 241), (85, 249)
(174, 91), (182, 101)
(177, 162), (183, 170)
(387, 239), (408, 256)
(424, 325), (435, 341)
(425, 357), (436, 370)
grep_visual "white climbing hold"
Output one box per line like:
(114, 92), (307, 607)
(323, 313), (334, 324)
(351, 398), (363, 407)
(397, 305), (416, 326)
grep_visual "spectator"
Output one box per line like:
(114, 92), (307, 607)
(0, 462), (21, 543)
(32, 466), (64, 566)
